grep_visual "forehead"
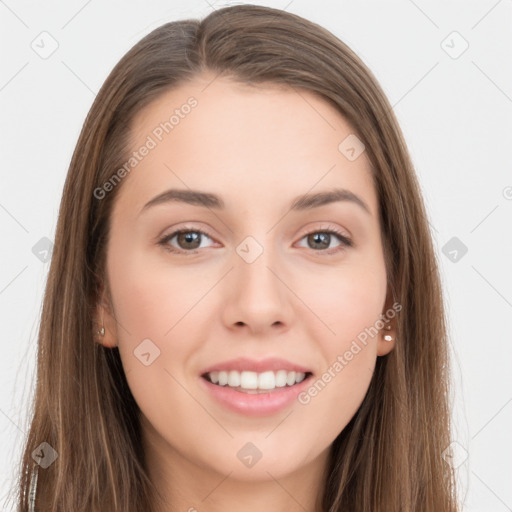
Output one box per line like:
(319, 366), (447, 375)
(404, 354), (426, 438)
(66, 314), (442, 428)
(115, 74), (377, 219)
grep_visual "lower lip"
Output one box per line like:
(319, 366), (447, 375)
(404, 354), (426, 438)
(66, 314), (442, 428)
(199, 374), (313, 417)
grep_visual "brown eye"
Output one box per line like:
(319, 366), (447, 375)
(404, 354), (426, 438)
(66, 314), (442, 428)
(176, 231), (202, 250)
(158, 228), (215, 254)
(306, 232), (331, 250)
(296, 226), (353, 255)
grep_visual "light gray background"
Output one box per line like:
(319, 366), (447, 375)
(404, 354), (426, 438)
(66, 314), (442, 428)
(1, 1), (511, 510)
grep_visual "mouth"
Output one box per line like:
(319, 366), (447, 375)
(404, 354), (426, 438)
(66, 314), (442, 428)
(201, 370), (314, 394)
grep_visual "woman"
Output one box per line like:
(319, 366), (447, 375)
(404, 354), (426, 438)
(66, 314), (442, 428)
(14, 4), (459, 511)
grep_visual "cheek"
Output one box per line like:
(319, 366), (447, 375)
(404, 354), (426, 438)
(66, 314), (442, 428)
(296, 345), (376, 453)
(293, 261), (385, 415)
(108, 245), (211, 340)
(107, 247), (213, 388)
(108, 252), (208, 442)
(299, 260), (386, 343)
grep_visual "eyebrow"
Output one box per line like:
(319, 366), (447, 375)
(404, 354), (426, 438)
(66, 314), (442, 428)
(140, 187), (371, 215)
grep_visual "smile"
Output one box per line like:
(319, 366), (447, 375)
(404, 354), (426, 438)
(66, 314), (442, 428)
(200, 371), (314, 416)
(203, 370), (311, 392)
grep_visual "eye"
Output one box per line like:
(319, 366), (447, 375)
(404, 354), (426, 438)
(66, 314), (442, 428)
(157, 224), (353, 256)
(158, 226), (216, 254)
(295, 224), (353, 255)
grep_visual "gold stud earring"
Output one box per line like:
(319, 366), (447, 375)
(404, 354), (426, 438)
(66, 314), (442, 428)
(383, 324), (393, 341)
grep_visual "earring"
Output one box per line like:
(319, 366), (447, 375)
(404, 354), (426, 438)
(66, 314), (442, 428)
(28, 463), (38, 512)
(97, 312), (105, 337)
(383, 324), (393, 341)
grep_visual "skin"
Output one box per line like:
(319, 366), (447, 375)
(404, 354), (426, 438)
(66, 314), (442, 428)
(95, 72), (396, 512)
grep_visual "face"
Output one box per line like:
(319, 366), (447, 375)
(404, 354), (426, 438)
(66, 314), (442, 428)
(96, 73), (396, 490)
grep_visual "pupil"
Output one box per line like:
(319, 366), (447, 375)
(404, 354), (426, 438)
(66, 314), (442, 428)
(309, 232), (329, 249)
(179, 232), (200, 249)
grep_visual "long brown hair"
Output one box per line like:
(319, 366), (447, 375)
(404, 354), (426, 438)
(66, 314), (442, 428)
(11, 4), (459, 511)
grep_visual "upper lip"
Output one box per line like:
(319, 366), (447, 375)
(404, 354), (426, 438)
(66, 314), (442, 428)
(200, 357), (313, 376)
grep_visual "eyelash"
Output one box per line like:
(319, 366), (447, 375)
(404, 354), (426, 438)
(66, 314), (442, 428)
(157, 224), (353, 256)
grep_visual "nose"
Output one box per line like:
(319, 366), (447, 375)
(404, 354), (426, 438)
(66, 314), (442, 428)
(221, 242), (293, 336)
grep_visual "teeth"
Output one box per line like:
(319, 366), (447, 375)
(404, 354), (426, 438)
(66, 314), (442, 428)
(275, 370), (288, 387)
(228, 370), (240, 387)
(258, 371), (274, 390)
(206, 370), (308, 390)
(218, 371), (227, 386)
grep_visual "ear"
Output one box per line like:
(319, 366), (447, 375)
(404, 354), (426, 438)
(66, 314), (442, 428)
(376, 287), (398, 357)
(93, 284), (118, 349)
